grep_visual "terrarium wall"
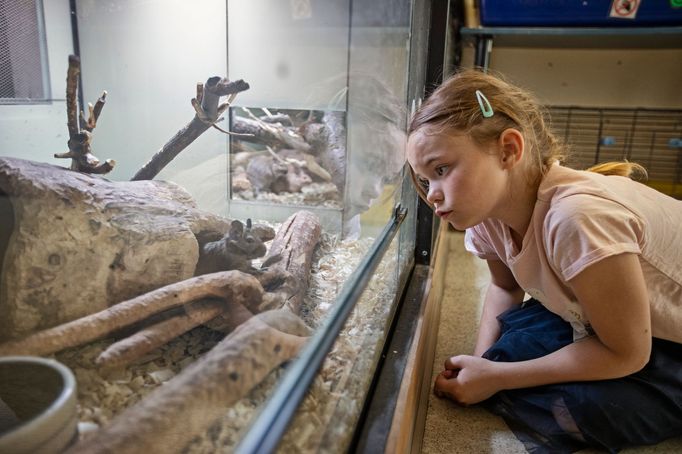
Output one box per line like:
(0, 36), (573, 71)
(0, 0), (420, 450)
(227, 1), (350, 110)
(76, 0), (231, 213)
(227, 0), (410, 238)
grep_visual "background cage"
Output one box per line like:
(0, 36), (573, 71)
(550, 106), (682, 198)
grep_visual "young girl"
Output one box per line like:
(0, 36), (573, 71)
(407, 70), (682, 453)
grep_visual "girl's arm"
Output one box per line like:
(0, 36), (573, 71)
(439, 252), (652, 405)
(473, 259), (525, 357)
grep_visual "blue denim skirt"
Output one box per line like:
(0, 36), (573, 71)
(481, 299), (682, 453)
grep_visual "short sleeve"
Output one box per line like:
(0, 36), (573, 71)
(543, 194), (644, 281)
(464, 223), (501, 261)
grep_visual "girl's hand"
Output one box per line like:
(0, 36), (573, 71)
(434, 355), (501, 405)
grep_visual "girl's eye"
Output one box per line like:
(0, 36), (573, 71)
(435, 165), (449, 176)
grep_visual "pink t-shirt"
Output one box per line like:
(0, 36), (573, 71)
(465, 164), (682, 343)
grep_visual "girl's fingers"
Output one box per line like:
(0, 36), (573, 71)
(444, 354), (465, 370)
(441, 369), (456, 379)
(434, 373), (450, 398)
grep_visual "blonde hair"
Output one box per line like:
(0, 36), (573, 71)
(586, 161), (648, 180)
(408, 69), (646, 200)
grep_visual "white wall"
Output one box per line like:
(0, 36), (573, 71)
(228, 0), (351, 110)
(76, 0), (229, 184)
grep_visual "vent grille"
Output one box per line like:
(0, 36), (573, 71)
(0, 0), (49, 104)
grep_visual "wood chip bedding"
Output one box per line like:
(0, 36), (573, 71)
(56, 229), (400, 452)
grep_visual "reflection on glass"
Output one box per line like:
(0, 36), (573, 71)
(229, 106), (345, 209)
(347, 75), (407, 218)
(280, 235), (400, 451)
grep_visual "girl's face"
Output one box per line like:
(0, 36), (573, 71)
(407, 128), (511, 230)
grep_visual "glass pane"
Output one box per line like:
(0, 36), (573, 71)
(0, 0), (420, 451)
(226, 0), (351, 222)
(279, 232), (401, 452)
(228, 106), (345, 210)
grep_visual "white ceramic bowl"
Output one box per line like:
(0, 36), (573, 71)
(0, 356), (78, 454)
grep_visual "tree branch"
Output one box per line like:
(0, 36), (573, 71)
(131, 78), (250, 181)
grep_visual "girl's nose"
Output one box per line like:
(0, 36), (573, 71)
(426, 184), (443, 205)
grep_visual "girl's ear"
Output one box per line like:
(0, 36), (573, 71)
(498, 128), (525, 169)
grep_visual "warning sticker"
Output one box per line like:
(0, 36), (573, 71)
(609, 0), (641, 19)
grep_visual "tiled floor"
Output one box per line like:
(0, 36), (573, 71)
(420, 230), (682, 454)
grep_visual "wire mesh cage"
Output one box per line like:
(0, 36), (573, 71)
(0, 0), (50, 104)
(549, 106), (682, 199)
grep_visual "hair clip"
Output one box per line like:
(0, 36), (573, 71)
(475, 90), (494, 118)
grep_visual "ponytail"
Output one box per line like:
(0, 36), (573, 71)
(586, 161), (648, 180)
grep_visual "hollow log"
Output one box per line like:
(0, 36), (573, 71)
(0, 157), (234, 340)
(263, 210), (321, 313)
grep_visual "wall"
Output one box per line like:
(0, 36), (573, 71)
(463, 47), (682, 109)
(76, 0), (229, 186)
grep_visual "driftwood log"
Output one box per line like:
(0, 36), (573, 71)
(232, 116), (311, 153)
(95, 298), (226, 368)
(0, 271), (263, 357)
(0, 157), (234, 340)
(66, 308), (311, 454)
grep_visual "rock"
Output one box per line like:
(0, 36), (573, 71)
(0, 157), (232, 340)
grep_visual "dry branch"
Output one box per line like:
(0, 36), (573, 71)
(55, 55), (114, 174)
(82, 91), (108, 132)
(131, 77), (250, 181)
(232, 116), (311, 152)
(95, 299), (226, 369)
(0, 271), (263, 357)
(66, 309), (310, 454)
(66, 54), (80, 139)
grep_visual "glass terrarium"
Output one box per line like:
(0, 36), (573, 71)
(0, 0), (432, 452)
